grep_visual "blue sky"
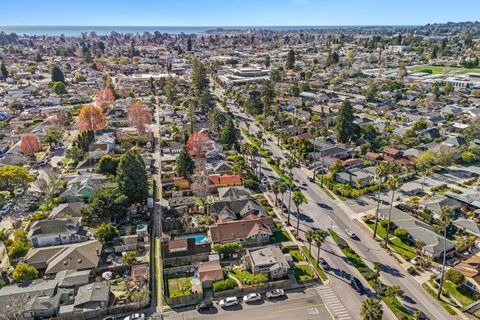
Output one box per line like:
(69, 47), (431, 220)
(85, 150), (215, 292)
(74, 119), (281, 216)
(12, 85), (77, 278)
(3, 0), (480, 26)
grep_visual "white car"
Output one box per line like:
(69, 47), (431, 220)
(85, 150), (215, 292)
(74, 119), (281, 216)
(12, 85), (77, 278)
(218, 296), (238, 308)
(243, 293), (261, 303)
(410, 257), (420, 265)
(266, 289), (285, 299)
(123, 314), (145, 320)
(0, 203), (12, 215)
(345, 229), (357, 239)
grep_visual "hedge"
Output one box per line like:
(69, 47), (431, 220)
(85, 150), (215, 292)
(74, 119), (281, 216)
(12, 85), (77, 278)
(213, 278), (237, 292)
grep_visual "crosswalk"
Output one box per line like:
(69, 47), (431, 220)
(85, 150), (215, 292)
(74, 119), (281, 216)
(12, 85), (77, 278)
(318, 287), (352, 320)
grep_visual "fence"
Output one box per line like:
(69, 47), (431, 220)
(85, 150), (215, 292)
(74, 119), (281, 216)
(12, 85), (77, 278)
(50, 302), (144, 320)
(164, 293), (203, 307)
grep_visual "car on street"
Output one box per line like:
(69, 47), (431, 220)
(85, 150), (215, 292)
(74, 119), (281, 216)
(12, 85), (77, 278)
(218, 296), (238, 308)
(266, 289), (285, 299)
(243, 293), (261, 303)
(318, 258), (329, 270)
(0, 203), (12, 215)
(351, 277), (364, 293)
(308, 177), (315, 182)
(102, 316), (116, 320)
(14, 188), (24, 196)
(123, 314), (145, 320)
(345, 229), (357, 239)
(38, 158), (49, 166)
(196, 300), (214, 311)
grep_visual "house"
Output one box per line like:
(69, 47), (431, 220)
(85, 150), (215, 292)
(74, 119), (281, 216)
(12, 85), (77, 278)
(209, 215), (273, 244)
(445, 188), (480, 210)
(245, 245), (290, 280)
(88, 134), (115, 159)
(454, 255), (480, 292)
(336, 168), (375, 188)
(73, 282), (110, 311)
(111, 235), (138, 253)
(383, 147), (403, 162)
(60, 174), (114, 201)
(453, 218), (480, 237)
(198, 260), (224, 288)
(28, 218), (87, 248)
(217, 186), (251, 199)
(49, 202), (86, 219)
(210, 196), (267, 221)
(421, 196), (461, 218)
(378, 207), (455, 260)
(208, 174), (242, 188)
(364, 152), (382, 161)
(26, 240), (103, 274)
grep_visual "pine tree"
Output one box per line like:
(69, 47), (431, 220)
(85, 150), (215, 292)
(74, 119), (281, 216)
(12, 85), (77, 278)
(190, 59), (210, 108)
(335, 100), (358, 143)
(220, 118), (238, 149)
(117, 150), (148, 203)
(286, 49), (295, 69)
(187, 37), (192, 51)
(0, 62), (8, 79)
(51, 64), (65, 83)
(176, 147), (195, 179)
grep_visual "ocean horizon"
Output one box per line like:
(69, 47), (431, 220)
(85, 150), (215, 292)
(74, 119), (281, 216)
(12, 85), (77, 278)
(0, 25), (416, 36)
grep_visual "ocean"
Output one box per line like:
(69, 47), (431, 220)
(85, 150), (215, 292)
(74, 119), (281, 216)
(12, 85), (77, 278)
(0, 25), (398, 36)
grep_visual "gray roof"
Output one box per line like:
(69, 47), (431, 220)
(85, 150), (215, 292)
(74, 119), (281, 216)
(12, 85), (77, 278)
(28, 218), (81, 237)
(218, 186), (251, 199)
(421, 195), (461, 213)
(0, 279), (58, 305)
(378, 207), (455, 258)
(248, 245), (289, 272)
(446, 189), (480, 209)
(57, 270), (91, 288)
(453, 218), (480, 237)
(74, 282), (110, 307)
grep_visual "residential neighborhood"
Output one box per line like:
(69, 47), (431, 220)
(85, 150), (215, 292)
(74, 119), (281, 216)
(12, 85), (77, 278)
(0, 8), (480, 320)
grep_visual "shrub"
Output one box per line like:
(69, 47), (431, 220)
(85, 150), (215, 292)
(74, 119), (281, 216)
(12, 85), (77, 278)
(380, 219), (389, 228)
(394, 228), (409, 238)
(445, 269), (465, 285)
(336, 238), (349, 249)
(373, 283), (387, 296)
(213, 278), (237, 292)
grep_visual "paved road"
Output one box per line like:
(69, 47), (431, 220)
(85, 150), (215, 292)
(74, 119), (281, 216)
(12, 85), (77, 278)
(162, 288), (333, 320)
(224, 98), (457, 320)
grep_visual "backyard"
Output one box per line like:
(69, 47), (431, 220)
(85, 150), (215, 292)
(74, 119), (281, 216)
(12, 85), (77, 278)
(292, 263), (315, 281)
(272, 230), (292, 243)
(365, 220), (417, 260)
(411, 65), (480, 74)
(167, 276), (193, 298)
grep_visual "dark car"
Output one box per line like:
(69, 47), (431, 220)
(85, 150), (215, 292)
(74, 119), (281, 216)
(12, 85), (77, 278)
(351, 277), (364, 293)
(318, 258), (329, 270)
(196, 300), (214, 311)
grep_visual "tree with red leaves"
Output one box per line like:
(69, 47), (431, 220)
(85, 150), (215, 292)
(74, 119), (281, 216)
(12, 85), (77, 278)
(128, 102), (151, 134)
(20, 134), (41, 156)
(95, 87), (115, 109)
(186, 132), (211, 157)
(78, 105), (106, 132)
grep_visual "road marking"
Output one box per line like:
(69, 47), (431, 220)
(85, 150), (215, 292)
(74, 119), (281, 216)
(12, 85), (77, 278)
(307, 307), (320, 315)
(318, 287), (351, 320)
(271, 303), (324, 314)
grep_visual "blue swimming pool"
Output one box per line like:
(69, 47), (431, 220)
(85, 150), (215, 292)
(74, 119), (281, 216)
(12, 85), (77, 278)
(174, 233), (209, 244)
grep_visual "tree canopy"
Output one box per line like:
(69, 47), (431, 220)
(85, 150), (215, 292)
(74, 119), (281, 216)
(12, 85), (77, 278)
(81, 188), (128, 225)
(117, 150), (148, 203)
(95, 223), (120, 242)
(13, 263), (38, 282)
(335, 100), (358, 143)
(51, 64), (65, 83)
(0, 165), (35, 192)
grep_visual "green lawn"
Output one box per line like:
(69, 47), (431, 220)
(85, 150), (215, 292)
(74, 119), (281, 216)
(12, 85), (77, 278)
(286, 248), (305, 262)
(412, 65), (480, 74)
(272, 230), (292, 243)
(167, 276), (193, 298)
(231, 269), (254, 284)
(301, 246), (328, 281)
(422, 282), (457, 315)
(292, 264), (315, 281)
(443, 281), (480, 307)
(365, 221), (416, 260)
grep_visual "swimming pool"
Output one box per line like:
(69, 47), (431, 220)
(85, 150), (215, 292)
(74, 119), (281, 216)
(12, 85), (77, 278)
(174, 233), (209, 244)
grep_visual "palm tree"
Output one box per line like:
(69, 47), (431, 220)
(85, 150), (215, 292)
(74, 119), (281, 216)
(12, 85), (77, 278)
(315, 230), (326, 264)
(292, 190), (307, 236)
(384, 174), (403, 248)
(245, 122), (250, 134)
(271, 180), (281, 206)
(373, 161), (394, 239)
(284, 157), (296, 225)
(415, 240), (426, 256)
(373, 262), (382, 278)
(305, 228), (316, 254)
(360, 298), (383, 320)
(413, 310), (423, 320)
(278, 181), (287, 205)
(437, 205), (453, 300)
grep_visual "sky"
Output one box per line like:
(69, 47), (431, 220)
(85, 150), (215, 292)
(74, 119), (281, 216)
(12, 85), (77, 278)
(2, 0), (480, 26)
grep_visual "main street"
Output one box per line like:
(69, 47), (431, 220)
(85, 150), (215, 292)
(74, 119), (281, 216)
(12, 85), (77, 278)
(216, 86), (456, 320)
(163, 287), (334, 320)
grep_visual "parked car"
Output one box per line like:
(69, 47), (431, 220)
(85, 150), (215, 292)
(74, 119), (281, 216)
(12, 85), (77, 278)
(319, 258), (329, 270)
(124, 314), (145, 320)
(219, 296), (238, 308)
(308, 177), (315, 183)
(410, 257), (420, 265)
(0, 203), (12, 215)
(196, 300), (214, 311)
(266, 289), (285, 299)
(351, 277), (364, 293)
(102, 316), (116, 320)
(345, 229), (357, 239)
(243, 293), (261, 303)
(14, 188), (24, 197)
(38, 158), (49, 166)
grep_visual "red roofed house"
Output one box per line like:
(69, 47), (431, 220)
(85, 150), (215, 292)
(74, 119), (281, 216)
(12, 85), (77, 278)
(383, 147), (403, 162)
(186, 132), (213, 157)
(208, 174), (242, 188)
(209, 215), (273, 245)
(365, 152), (382, 161)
